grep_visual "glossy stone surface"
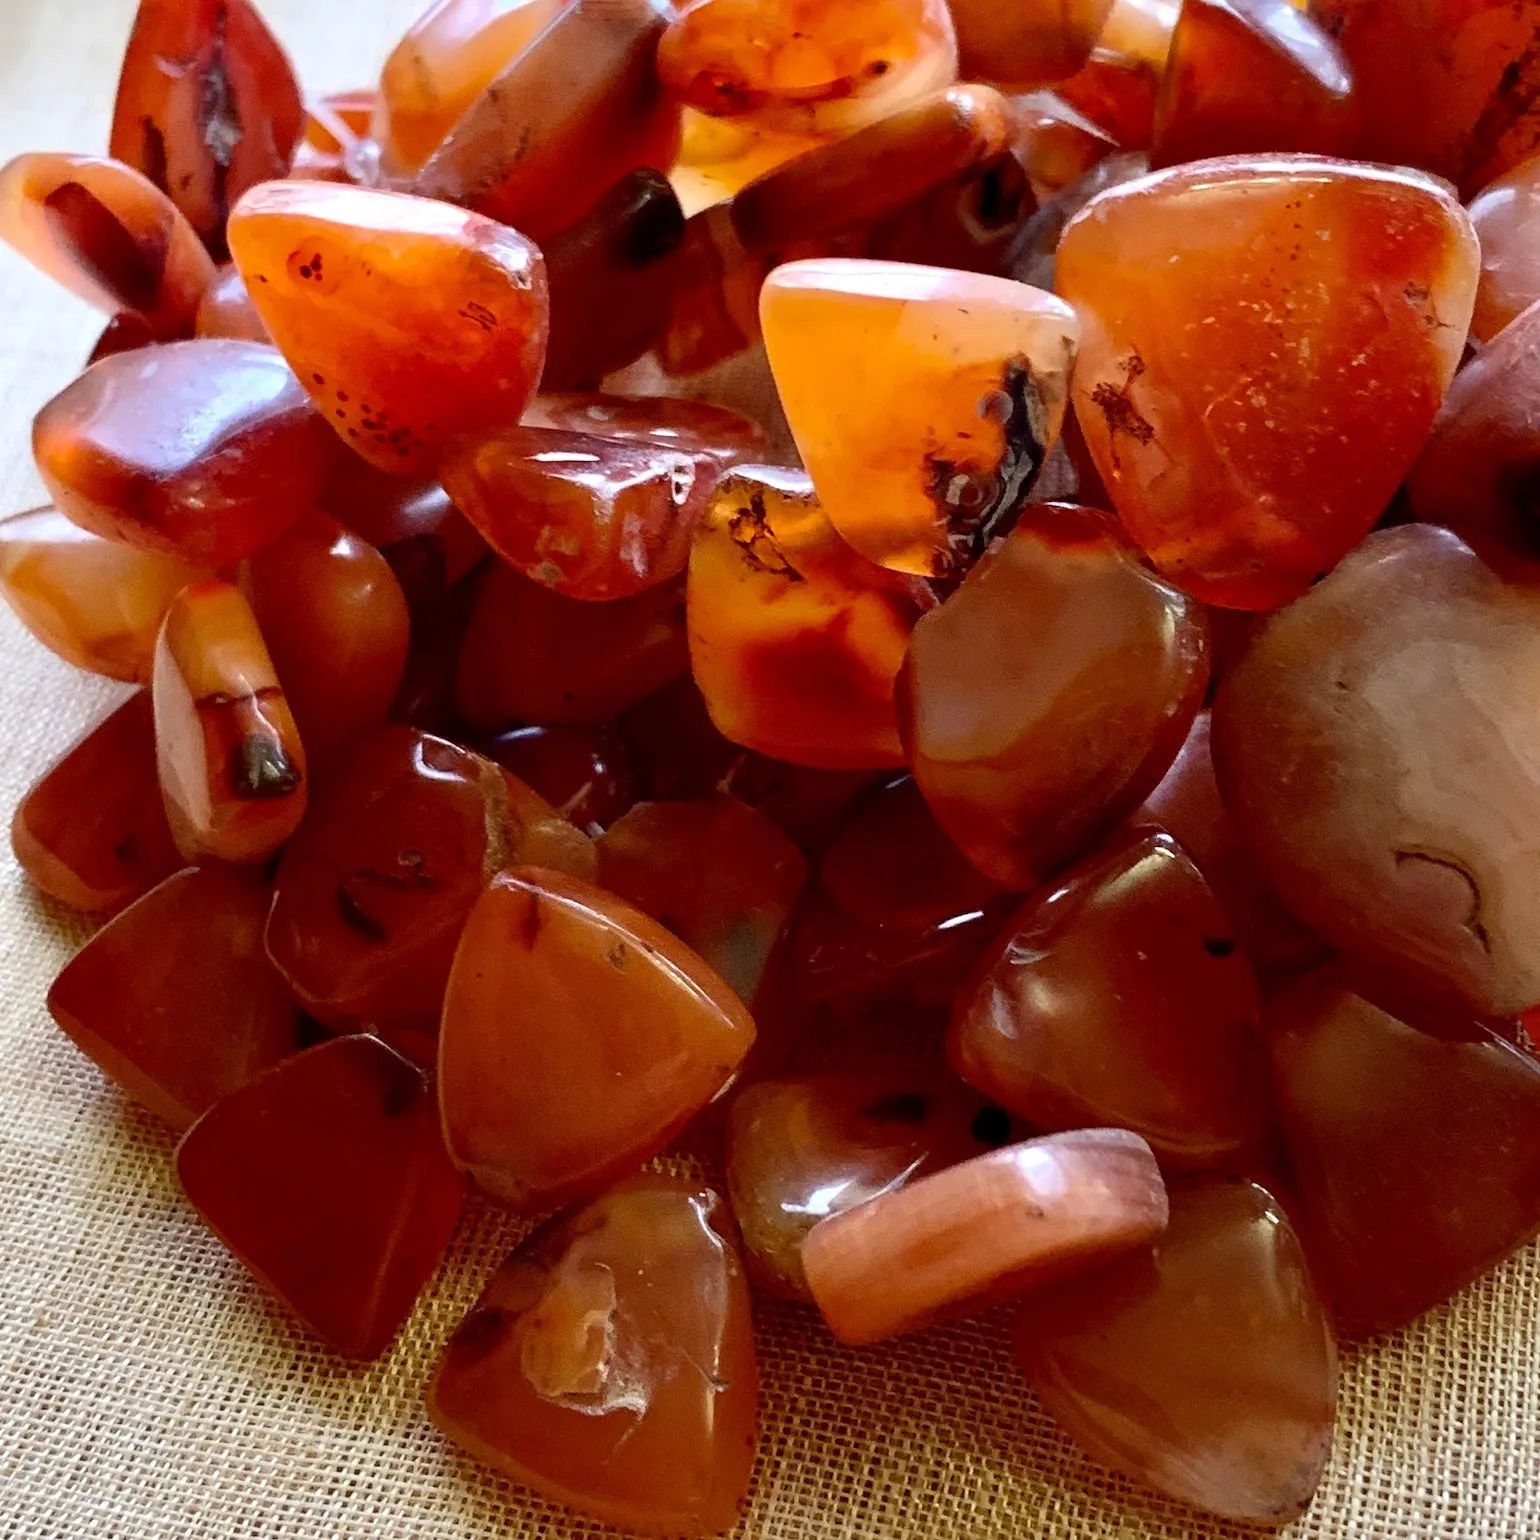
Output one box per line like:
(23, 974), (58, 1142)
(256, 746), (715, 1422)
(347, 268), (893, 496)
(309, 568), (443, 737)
(33, 340), (330, 564)
(266, 725), (594, 1035)
(949, 0), (1116, 86)
(1212, 524), (1540, 1015)
(1011, 92), (1119, 204)
(1268, 969), (1540, 1335)
(1467, 157), (1540, 343)
(153, 579), (307, 864)
(1015, 1174), (1338, 1524)
(725, 1071), (1013, 1298)
(480, 723), (636, 835)
(1059, 155), (1478, 609)
(109, 0), (304, 254)
(526, 391), (767, 466)
(899, 503), (1209, 888)
(950, 830), (1268, 1166)
(686, 465), (931, 769)
(243, 517), (411, 764)
(456, 562), (688, 727)
(0, 152), (215, 336)
(803, 1128), (1168, 1345)
(49, 866), (301, 1130)
(228, 183), (548, 474)
(177, 1035), (465, 1358)
(87, 312), (160, 364)
(430, 1174), (757, 1536)
(440, 867), (755, 1210)
(195, 263), (270, 342)
(411, 0), (682, 242)
(597, 796), (807, 1004)
(12, 693), (181, 917)
(761, 259), (1078, 578)
(0, 505), (203, 682)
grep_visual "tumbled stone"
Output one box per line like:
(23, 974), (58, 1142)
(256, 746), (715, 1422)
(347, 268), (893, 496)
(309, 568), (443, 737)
(1467, 156), (1540, 343)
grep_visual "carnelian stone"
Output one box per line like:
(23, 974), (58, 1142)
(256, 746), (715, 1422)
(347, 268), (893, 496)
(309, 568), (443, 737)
(439, 867), (755, 1209)
(671, 109), (829, 216)
(1059, 155), (1478, 610)
(375, 0), (565, 176)
(86, 312), (159, 364)
(1015, 1174), (1337, 1524)
(1267, 968), (1540, 1335)
(898, 503), (1209, 889)
(949, 0), (1116, 86)
(1467, 156), (1540, 343)
(0, 153), (215, 337)
(726, 1071), (1013, 1298)
(153, 579), (307, 864)
(525, 391), (767, 464)
(411, 0), (682, 242)
(430, 1174), (757, 1536)
(1056, 49), (1161, 149)
(12, 693), (181, 917)
(109, 0), (304, 256)
(656, 205), (773, 378)
(456, 561), (688, 727)
(686, 465), (931, 769)
(48, 866), (301, 1130)
(177, 1035), (465, 1358)
(242, 517), (411, 764)
(32, 340), (330, 564)
(195, 263), (269, 342)
(949, 830), (1268, 1166)
(1011, 92), (1119, 203)
(1150, 0), (1356, 168)
(228, 183), (548, 476)
(597, 796), (807, 1004)
(0, 506), (203, 683)
(660, 0), (956, 134)
(480, 723), (636, 835)
(802, 1128), (1168, 1345)
(762, 259), (1078, 579)
(266, 725), (594, 1034)
(1009, 149), (1151, 293)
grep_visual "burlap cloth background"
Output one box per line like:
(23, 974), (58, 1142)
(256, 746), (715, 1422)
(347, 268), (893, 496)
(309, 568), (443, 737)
(1, 3), (1537, 1535)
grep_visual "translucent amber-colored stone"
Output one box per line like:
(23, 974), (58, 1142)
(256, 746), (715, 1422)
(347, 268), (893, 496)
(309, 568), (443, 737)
(430, 1174), (757, 1535)
(1060, 156), (1477, 609)
(655, 205), (772, 378)
(195, 263), (269, 342)
(267, 725), (594, 1034)
(1212, 525), (1540, 1015)
(1150, 0), (1355, 168)
(1056, 49), (1161, 148)
(543, 170), (685, 390)
(0, 153), (215, 337)
(949, 0), (1116, 86)
(597, 796), (806, 1003)
(803, 1128), (1167, 1344)
(659, 0), (957, 135)
(1015, 1174), (1337, 1524)
(726, 1071), (1012, 1298)
(762, 260), (1078, 579)
(153, 579), (307, 864)
(671, 109), (829, 216)
(1009, 149), (1149, 292)
(109, 0), (304, 255)
(87, 312), (159, 364)
(242, 517), (410, 764)
(950, 830), (1268, 1165)
(457, 562), (688, 727)
(0, 506), (203, 683)
(178, 1035), (465, 1357)
(1467, 157), (1540, 343)
(49, 866), (300, 1130)
(228, 183), (548, 475)
(411, 0), (682, 242)
(687, 465), (931, 768)
(1267, 968), (1540, 1334)
(526, 391), (766, 464)
(375, 0), (565, 176)
(33, 340), (330, 564)
(1011, 92), (1118, 202)
(12, 693), (181, 916)
(440, 867), (756, 1209)
(899, 503), (1208, 888)
(481, 724), (636, 834)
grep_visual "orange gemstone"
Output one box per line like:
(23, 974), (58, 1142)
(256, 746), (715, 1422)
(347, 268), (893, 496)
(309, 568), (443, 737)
(671, 109), (830, 216)
(1058, 155), (1478, 609)
(524, 391), (767, 464)
(0, 152), (215, 337)
(48, 865), (301, 1130)
(195, 263), (270, 342)
(439, 867), (755, 1210)
(0, 505), (203, 682)
(1055, 48), (1162, 148)
(802, 1128), (1168, 1344)
(242, 516), (410, 764)
(227, 182), (549, 475)
(430, 1174), (757, 1535)
(33, 340), (331, 564)
(480, 723), (636, 835)
(152, 579), (308, 864)
(949, 0), (1115, 85)
(87, 312), (160, 364)
(177, 1035), (465, 1358)
(266, 725), (594, 1035)
(1467, 156), (1540, 343)
(761, 259), (1078, 578)
(1011, 92), (1119, 203)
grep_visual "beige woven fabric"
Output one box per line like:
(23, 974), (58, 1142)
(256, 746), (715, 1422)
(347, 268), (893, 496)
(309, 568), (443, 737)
(1, 4), (1538, 1535)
